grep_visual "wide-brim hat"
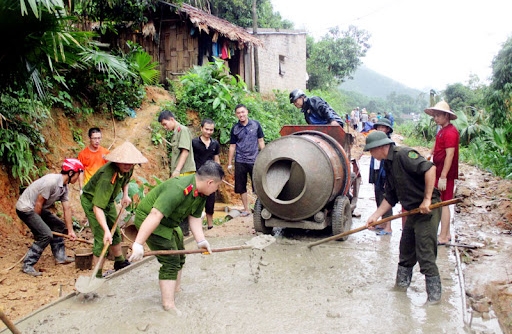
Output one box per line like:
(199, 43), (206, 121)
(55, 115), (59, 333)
(364, 131), (394, 151)
(104, 141), (148, 164)
(373, 118), (393, 133)
(424, 101), (457, 120)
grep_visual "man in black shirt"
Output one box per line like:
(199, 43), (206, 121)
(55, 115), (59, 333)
(192, 119), (220, 229)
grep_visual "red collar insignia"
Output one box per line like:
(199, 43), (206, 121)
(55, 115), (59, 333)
(183, 184), (193, 196)
(193, 189), (199, 197)
(177, 126), (181, 132)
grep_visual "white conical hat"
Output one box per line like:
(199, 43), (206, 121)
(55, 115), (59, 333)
(104, 141), (148, 164)
(424, 101), (457, 120)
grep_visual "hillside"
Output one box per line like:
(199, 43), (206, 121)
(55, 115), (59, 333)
(340, 66), (426, 100)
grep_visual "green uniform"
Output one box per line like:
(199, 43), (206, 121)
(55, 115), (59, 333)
(170, 122), (196, 174)
(81, 162), (133, 256)
(383, 146), (441, 276)
(134, 174), (206, 280)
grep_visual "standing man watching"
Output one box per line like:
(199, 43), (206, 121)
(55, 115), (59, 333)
(227, 104), (265, 217)
(16, 158), (83, 276)
(128, 161), (224, 313)
(158, 110), (196, 178)
(78, 128), (109, 192)
(364, 131), (442, 304)
(192, 119), (221, 229)
(158, 110), (196, 235)
(424, 101), (459, 245)
(289, 89), (344, 126)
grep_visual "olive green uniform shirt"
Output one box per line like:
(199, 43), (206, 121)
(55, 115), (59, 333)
(383, 146), (440, 210)
(134, 174), (206, 240)
(170, 122), (196, 174)
(82, 162), (133, 209)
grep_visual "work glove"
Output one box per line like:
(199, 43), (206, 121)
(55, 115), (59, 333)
(129, 242), (144, 262)
(227, 165), (233, 174)
(197, 239), (212, 255)
(438, 178), (447, 191)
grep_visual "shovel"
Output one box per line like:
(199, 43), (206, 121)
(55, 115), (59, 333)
(0, 307), (21, 334)
(142, 234), (277, 256)
(52, 231), (94, 245)
(75, 205), (126, 294)
(307, 198), (462, 249)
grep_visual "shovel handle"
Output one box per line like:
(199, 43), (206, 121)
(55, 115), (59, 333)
(0, 307), (21, 334)
(144, 245), (252, 256)
(52, 232), (93, 245)
(307, 198), (462, 249)
(89, 205), (126, 281)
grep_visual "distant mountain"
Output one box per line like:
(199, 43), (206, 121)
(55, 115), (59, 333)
(339, 66), (424, 100)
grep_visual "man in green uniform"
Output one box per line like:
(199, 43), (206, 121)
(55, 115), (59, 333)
(364, 131), (442, 304)
(158, 110), (197, 236)
(81, 141), (148, 277)
(158, 110), (196, 178)
(128, 160), (224, 313)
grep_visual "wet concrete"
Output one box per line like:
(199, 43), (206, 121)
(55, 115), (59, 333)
(3, 155), (502, 333)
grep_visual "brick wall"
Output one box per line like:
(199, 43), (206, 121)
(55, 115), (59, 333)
(248, 29), (307, 96)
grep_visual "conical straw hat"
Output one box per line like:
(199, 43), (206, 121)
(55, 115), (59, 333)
(104, 141), (148, 164)
(424, 101), (457, 120)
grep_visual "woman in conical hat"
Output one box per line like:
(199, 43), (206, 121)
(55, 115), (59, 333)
(81, 141), (148, 277)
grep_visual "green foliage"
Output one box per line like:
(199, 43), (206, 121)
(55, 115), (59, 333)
(115, 176), (164, 221)
(395, 121), (433, 148)
(210, 0), (293, 29)
(307, 26), (371, 90)
(485, 36), (512, 128)
(0, 92), (49, 185)
(176, 58), (247, 143)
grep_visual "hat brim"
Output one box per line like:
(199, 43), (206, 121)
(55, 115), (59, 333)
(364, 137), (394, 151)
(424, 107), (457, 120)
(372, 122), (394, 133)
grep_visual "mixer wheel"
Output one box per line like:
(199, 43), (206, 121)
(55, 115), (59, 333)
(253, 198), (273, 234)
(331, 195), (352, 240)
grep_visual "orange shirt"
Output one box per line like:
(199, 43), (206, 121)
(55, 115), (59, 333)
(78, 146), (110, 184)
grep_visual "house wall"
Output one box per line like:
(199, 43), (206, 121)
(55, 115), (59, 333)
(248, 29), (307, 96)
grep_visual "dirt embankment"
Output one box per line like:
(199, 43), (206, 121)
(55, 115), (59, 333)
(0, 87), (511, 333)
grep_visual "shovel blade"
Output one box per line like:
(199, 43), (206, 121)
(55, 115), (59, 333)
(75, 275), (105, 294)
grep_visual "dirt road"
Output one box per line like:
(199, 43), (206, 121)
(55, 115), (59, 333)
(4, 155), (504, 334)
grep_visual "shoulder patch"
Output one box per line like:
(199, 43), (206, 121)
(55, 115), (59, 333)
(183, 184), (193, 196)
(408, 151), (419, 159)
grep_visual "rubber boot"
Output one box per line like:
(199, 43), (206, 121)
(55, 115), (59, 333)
(22, 244), (44, 277)
(114, 259), (130, 271)
(425, 275), (442, 304)
(50, 237), (74, 264)
(179, 219), (190, 237)
(394, 265), (413, 291)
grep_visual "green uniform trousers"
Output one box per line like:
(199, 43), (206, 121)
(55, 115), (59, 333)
(399, 207), (441, 277)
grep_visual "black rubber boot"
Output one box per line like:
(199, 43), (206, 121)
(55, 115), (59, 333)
(114, 260), (130, 271)
(425, 275), (442, 304)
(50, 237), (74, 264)
(394, 265), (413, 291)
(180, 219), (190, 237)
(22, 244), (44, 277)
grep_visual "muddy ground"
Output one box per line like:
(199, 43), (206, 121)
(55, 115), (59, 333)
(0, 87), (511, 332)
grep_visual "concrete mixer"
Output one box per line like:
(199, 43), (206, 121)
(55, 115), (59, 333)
(252, 125), (360, 239)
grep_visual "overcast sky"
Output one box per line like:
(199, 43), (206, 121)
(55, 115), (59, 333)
(271, 0), (512, 90)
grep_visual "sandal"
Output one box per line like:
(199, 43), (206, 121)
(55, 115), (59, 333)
(240, 211), (250, 217)
(375, 230), (392, 236)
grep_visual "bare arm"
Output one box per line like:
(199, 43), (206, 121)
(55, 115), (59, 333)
(228, 144), (236, 165)
(189, 216), (206, 242)
(366, 198), (393, 227)
(258, 138), (265, 151)
(440, 147), (455, 179)
(61, 201), (76, 240)
(34, 194), (45, 215)
(171, 148), (190, 177)
(214, 154), (220, 164)
(120, 182), (132, 207)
